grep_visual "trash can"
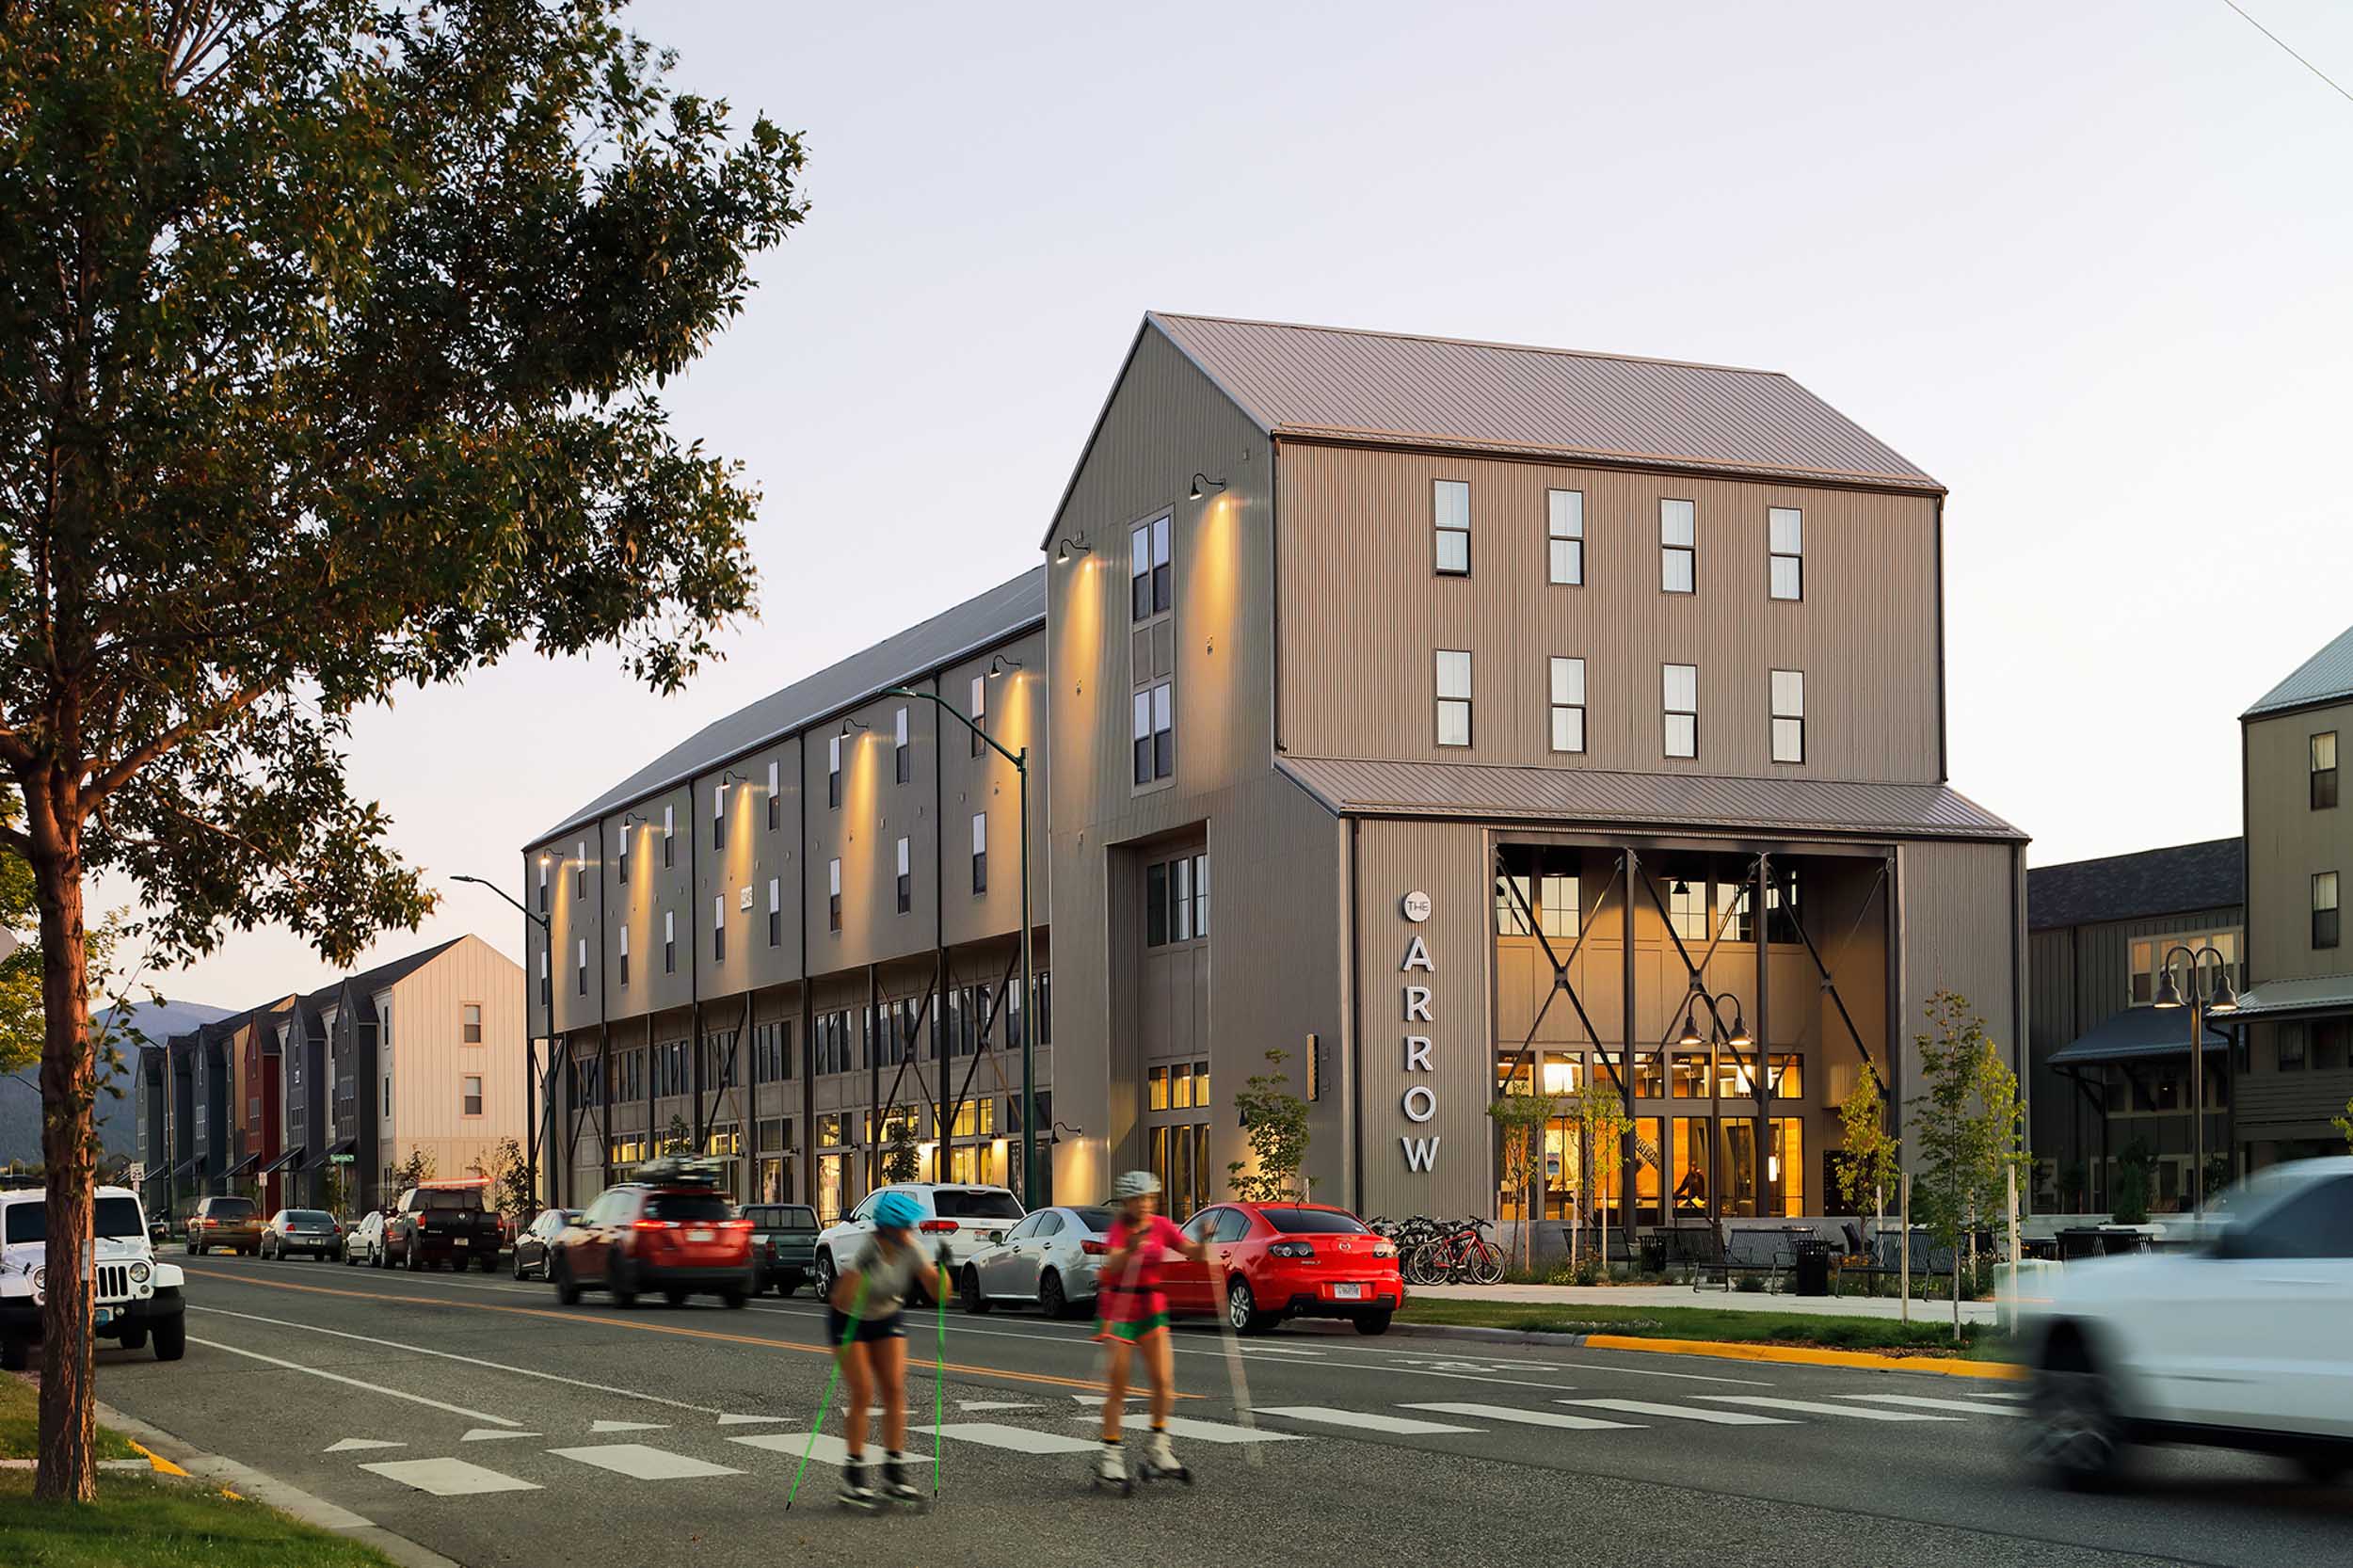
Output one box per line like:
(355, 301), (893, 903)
(1641, 1231), (1668, 1274)
(1792, 1236), (1833, 1297)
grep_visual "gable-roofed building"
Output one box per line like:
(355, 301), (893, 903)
(526, 312), (2025, 1252)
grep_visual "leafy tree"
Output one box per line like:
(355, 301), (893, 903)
(1487, 1082), (1556, 1272)
(384, 1145), (437, 1199)
(2333, 1096), (2353, 1154)
(0, 2), (803, 1500)
(659, 1112), (694, 1158)
(470, 1135), (533, 1222)
(881, 1116), (920, 1185)
(320, 1161), (351, 1223)
(1905, 992), (2028, 1337)
(1566, 1079), (1628, 1273)
(1834, 1075), (1899, 1221)
(1227, 1048), (1311, 1204)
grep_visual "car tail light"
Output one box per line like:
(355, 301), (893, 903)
(724, 1219), (753, 1232)
(919, 1220), (956, 1234)
(1268, 1240), (1316, 1259)
(632, 1219), (672, 1231)
(1080, 1240), (1108, 1256)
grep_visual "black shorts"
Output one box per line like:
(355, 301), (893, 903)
(828, 1308), (906, 1346)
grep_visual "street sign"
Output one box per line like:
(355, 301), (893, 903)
(127, 1161), (146, 1187)
(330, 1153), (355, 1164)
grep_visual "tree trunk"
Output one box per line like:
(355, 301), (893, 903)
(25, 769), (96, 1502)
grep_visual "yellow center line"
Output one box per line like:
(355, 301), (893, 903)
(181, 1265), (1182, 1398)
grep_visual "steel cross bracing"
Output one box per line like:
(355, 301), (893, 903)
(1491, 855), (1624, 1098)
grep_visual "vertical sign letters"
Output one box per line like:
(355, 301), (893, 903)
(1401, 922), (1439, 1172)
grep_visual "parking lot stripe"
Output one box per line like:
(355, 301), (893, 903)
(1399, 1401), (1637, 1431)
(186, 1336), (521, 1426)
(935, 1422), (1100, 1454)
(360, 1458), (540, 1496)
(728, 1432), (932, 1468)
(1561, 1400), (1794, 1425)
(1839, 1394), (2025, 1417)
(1253, 1406), (1482, 1435)
(548, 1444), (744, 1480)
(1698, 1397), (1960, 1422)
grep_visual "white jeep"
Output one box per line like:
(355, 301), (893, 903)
(0, 1184), (186, 1369)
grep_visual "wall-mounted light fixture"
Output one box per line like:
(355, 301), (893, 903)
(1054, 532), (1091, 564)
(988, 654), (1024, 676)
(720, 770), (744, 785)
(1189, 472), (1225, 501)
(840, 716), (869, 737)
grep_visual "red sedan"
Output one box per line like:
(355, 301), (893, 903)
(1161, 1202), (1402, 1336)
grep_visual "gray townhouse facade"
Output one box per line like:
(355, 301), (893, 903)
(524, 313), (2027, 1237)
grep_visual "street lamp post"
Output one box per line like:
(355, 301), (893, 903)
(2153, 943), (2239, 1217)
(452, 872), (553, 1208)
(882, 682), (1040, 1207)
(1678, 987), (1757, 1224)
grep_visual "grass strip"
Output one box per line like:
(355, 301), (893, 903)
(0, 1377), (138, 1462)
(1395, 1297), (2017, 1357)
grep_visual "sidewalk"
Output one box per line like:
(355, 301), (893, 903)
(1413, 1282), (2003, 1324)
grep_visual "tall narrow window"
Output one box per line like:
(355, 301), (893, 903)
(463, 1002), (483, 1044)
(827, 734), (842, 808)
(1549, 657), (1586, 754)
(768, 877), (781, 947)
(664, 911), (676, 974)
(712, 784), (726, 849)
(971, 812), (988, 895)
(1151, 515), (1171, 614)
(1133, 683), (1173, 783)
(1146, 861), (1168, 947)
(1769, 507), (1802, 600)
(1660, 500), (1695, 593)
(2313, 732), (2338, 810)
(662, 805), (675, 868)
(576, 937), (587, 996)
(572, 840), (585, 899)
(1547, 489), (1584, 585)
(895, 837), (912, 915)
(1174, 856), (1193, 942)
(1770, 669), (1805, 763)
(1663, 664), (1698, 759)
(970, 675), (986, 758)
(829, 858), (842, 933)
(616, 824), (630, 885)
(2315, 871), (2340, 950)
(1434, 480), (1470, 576)
(537, 950), (549, 1004)
(712, 894), (726, 962)
(1193, 854), (1209, 937)
(618, 925), (630, 987)
(1435, 650), (1473, 746)
(536, 855), (548, 911)
(462, 1076), (483, 1117)
(1130, 515), (1172, 620)
(893, 708), (910, 785)
(766, 759), (780, 830)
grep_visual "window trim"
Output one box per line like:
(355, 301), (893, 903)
(1660, 499), (1696, 595)
(2314, 870), (2340, 951)
(1663, 663), (1699, 759)
(1433, 479), (1471, 577)
(1546, 488), (1584, 587)
(1435, 648), (1473, 749)
(1548, 655), (1586, 754)
(2313, 731), (2339, 811)
(1769, 668), (1805, 765)
(1768, 506), (1802, 601)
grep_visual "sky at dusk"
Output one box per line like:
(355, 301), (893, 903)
(106, 0), (2353, 1009)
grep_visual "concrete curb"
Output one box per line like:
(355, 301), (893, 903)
(96, 1401), (467, 1568)
(1385, 1320), (2025, 1380)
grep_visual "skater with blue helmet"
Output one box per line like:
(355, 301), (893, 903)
(828, 1187), (945, 1509)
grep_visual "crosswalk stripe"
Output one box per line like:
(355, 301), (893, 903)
(1699, 1397), (1959, 1422)
(1066, 1416), (1305, 1446)
(936, 1422), (1100, 1455)
(1400, 1401), (1635, 1431)
(1840, 1394), (2024, 1417)
(1561, 1399), (1794, 1426)
(548, 1443), (743, 1480)
(1254, 1406), (1481, 1435)
(728, 1432), (933, 1468)
(360, 1457), (540, 1496)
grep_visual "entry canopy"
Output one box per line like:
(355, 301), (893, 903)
(220, 1151), (260, 1178)
(258, 1147), (304, 1176)
(2048, 1004), (2231, 1067)
(2225, 974), (2353, 1020)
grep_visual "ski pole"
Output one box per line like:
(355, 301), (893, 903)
(1209, 1258), (1265, 1468)
(786, 1273), (868, 1510)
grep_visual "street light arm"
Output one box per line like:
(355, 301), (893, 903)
(452, 873), (550, 935)
(882, 686), (1027, 772)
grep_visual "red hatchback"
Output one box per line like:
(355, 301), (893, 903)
(549, 1172), (754, 1309)
(1162, 1202), (1402, 1336)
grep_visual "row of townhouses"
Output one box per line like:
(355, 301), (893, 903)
(2027, 627), (2353, 1209)
(520, 312), (2031, 1240)
(136, 936), (524, 1216)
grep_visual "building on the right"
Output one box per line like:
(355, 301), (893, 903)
(2233, 624), (2353, 1168)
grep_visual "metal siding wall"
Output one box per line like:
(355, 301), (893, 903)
(386, 937), (527, 1183)
(2244, 700), (2353, 984)
(1274, 444), (1943, 782)
(1897, 840), (2022, 1145)
(939, 626), (1051, 949)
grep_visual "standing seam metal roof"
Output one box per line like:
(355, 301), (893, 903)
(535, 568), (1047, 845)
(1276, 756), (2024, 840)
(1147, 312), (1941, 491)
(2245, 622), (2353, 718)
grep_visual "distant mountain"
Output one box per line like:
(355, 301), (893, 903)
(0, 998), (234, 1166)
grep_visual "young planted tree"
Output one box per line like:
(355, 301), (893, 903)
(881, 1117), (920, 1185)
(1905, 992), (2028, 1338)
(2333, 1096), (2353, 1154)
(1486, 1082), (1557, 1272)
(385, 1145), (437, 1197)
(0, 2), (804, 1499)
(1228, 1048), (1311, 1203)
(1835, 1075), (1900, 1280)
(471, 1135), (534, 1222)
(1568, 1079), (1629, 1276)
(658, 1112), (695, 1159)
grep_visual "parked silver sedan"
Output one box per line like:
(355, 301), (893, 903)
(957, 1204), (1113, 1319)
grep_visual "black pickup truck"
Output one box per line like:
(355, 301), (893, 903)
(386, 1184), (503, 1272)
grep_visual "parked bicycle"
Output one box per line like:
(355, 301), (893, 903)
(1372, 1213), (1504, 1286)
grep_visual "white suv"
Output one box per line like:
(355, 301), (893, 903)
(811, 1183), (1025, 1300)
(0, 1184), (187, 1369)
(2021, 1157), (2353, 1488)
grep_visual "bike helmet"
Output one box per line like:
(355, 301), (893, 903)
(873, 1190), (924, 1232)
(1112, 1170), (1162, 1200)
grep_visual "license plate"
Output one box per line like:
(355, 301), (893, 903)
(687, 1229), (715, 1243)
(95, 1307), (114, 1325)
(1332, 1282), (1364, 1300)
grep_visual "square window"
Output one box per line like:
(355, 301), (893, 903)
(1434, 480), (1470, 576)
(1547, 489), (1583, 586)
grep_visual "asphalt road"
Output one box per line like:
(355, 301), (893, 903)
(74, 1253), (2351, 1567)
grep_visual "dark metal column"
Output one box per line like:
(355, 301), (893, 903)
(1754, 852), (1771, 1219)
(1620, 846), (1638, 1261)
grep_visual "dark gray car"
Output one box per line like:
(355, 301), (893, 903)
(260, 1208), (343, 1260)
(512, 1208), (578, 1280)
